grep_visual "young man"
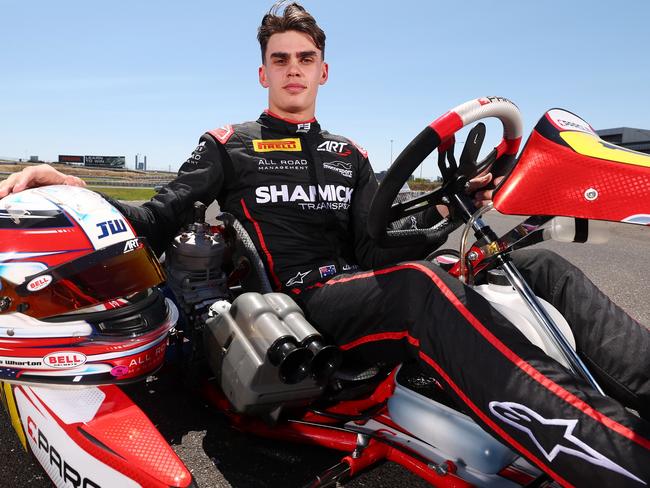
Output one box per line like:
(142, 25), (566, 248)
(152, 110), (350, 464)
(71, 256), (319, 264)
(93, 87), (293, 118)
(1, 3), (648, 486)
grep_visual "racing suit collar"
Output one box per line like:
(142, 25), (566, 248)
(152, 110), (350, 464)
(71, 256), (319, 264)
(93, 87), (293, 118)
(260, 110), (321, 135)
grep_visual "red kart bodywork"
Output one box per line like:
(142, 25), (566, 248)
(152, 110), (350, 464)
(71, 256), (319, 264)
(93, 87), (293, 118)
(201, 369), (537, 487)
(0, 381), (193, 487)
(494, 109), (650, 224)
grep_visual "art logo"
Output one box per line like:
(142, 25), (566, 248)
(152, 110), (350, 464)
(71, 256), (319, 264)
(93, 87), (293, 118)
(253, 138), (302, 152)
(317, 140), (351, 157)
(123, 239), (139, 253)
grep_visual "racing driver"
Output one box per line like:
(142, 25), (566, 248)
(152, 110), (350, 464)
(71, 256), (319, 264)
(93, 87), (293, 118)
(1, 2), (648, 486)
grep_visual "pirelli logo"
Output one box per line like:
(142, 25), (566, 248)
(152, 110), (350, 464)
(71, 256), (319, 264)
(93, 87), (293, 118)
(253, 138), (302, 152)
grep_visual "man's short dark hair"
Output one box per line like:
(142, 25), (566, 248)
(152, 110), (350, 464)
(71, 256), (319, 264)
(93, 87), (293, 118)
(258, 2), (326, 63)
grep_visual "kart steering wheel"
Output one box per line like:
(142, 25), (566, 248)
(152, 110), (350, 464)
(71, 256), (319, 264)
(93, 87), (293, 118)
(368, 96), (523, 246)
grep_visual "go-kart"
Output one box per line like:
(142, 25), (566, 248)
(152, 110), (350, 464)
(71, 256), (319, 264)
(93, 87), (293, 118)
(1, 96), (649, 487)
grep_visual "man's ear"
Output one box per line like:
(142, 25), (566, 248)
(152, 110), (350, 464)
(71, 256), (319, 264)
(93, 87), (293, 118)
(319, 62), (329, 86)
(259, 65), (270, 88)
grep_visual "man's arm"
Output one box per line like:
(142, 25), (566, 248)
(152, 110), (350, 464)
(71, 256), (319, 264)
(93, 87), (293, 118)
(0, 135), (228, 256)
(105, 135), (228, 255)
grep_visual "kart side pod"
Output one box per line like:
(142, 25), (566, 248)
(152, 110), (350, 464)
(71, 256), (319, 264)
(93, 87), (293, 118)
(204, 292), (340, 414)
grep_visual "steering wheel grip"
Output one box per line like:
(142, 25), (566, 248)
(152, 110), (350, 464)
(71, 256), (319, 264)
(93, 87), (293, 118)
(433, 96), (523, 147)
(368, 97), (524, 246)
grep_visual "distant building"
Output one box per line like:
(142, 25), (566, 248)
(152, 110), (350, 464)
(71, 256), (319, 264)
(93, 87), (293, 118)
(596, 127), (650, 155)
(135, 154), (147, 171)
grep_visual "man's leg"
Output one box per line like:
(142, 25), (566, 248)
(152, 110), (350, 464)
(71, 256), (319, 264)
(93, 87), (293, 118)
(511, 249), (650, 418)
(300, 261), (650, 487)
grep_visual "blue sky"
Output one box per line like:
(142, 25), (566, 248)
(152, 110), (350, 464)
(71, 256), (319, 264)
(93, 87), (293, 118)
(1, 1), (649, 177)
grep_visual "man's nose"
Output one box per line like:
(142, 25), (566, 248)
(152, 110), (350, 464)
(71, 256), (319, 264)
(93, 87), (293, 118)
(287, 59), (302, 76)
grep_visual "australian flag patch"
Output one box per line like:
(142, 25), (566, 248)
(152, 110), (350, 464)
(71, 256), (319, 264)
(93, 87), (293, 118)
(318, 265), (336, 279)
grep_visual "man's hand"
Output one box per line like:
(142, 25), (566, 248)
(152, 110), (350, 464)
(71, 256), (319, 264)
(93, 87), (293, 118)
(435, 172), (503, 218)
(0, 164), (86, 198)
(470, 173), (504, 208)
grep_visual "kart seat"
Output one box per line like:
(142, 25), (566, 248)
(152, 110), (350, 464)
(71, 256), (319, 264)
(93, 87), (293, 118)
(220, 212), (274, 294)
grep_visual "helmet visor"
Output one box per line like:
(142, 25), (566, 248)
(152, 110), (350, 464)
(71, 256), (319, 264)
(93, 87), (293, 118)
(0, 238), (165, 319)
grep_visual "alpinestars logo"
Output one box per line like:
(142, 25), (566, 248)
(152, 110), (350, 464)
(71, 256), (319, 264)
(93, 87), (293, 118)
(255, 184), (353, 210)
(286, 270), (311, 287)
(323, 161), (353, 178)
(489, 401), (645, 484)
(317, 140), (352, 157)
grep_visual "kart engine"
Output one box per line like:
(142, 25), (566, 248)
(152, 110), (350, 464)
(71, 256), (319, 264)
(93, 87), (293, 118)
(164, 203), (230, 377)
(164, 203), (230, 320)
(204, 292), (340, 416)
(165, 204), (340, 416)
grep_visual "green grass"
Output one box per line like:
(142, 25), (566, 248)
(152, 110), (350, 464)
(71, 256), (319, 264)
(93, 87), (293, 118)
(88, 186), (156, 201)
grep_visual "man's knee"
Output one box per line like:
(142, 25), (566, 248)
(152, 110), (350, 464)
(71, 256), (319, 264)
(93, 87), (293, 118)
(401, 260), (457, 283)
(510, 248), (570, 276)
(398, 260), (469, 299)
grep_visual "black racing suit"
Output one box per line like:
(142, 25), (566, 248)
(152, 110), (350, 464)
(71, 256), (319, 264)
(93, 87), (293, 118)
(112, 111), (650, 487)
(117, 111), (444, 288)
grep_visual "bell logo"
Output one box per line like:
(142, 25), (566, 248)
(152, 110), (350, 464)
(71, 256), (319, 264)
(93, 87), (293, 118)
(44, 351), (87, 369)
(253, 138), (302, 152)
(27, 275), (53, 292)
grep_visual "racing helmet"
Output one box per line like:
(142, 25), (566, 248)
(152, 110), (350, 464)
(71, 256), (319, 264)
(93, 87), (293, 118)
(0, 185), (178, 385)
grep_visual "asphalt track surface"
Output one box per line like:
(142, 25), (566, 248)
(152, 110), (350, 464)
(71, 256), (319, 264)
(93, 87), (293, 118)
(2, 208), (649, 488)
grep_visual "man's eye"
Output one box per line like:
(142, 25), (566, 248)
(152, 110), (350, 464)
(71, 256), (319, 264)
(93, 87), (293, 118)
(301, 57), (314, 64)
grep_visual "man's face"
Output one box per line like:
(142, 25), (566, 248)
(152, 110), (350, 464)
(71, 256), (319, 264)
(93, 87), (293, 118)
(259, 30), (328, 118)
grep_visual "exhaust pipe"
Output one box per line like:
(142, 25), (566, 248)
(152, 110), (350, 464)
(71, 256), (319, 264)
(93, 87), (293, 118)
(268, 337), (312, 384)
(304, 338), (341, 383)
(228, 293), (333, 384)
(265, 293), (341, 382)
(205, 292), (340, 414)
